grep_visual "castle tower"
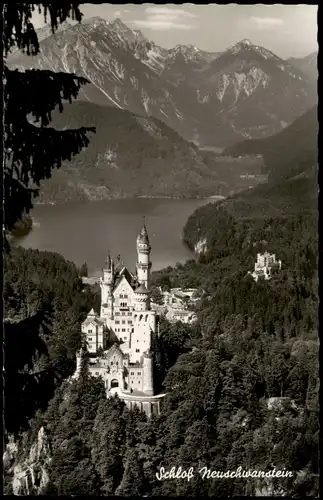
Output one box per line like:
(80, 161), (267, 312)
(100, 254), (114, 319)
(143, 350), (154, 396)
(136, 220), (152, 293)
(134, 283), (150, 312)
(74, 346), (86, 379)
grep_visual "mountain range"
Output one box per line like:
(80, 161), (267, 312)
(287, 52), (317, 83)
(7, 17), (316, 148)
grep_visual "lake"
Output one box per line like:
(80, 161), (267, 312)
(20, 197), (223, 275)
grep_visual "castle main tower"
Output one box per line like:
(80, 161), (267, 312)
(136, 220), (152, 292)
(100, 254), (114, 319)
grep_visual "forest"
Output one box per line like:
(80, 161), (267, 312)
(4, 161), (318, 496)
(3, 4), (318, 495)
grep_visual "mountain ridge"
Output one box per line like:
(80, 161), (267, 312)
(35, 101), (222, 203)
(7, 17), (316, 148)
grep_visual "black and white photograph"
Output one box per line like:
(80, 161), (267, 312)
(3, 2), (318, 496)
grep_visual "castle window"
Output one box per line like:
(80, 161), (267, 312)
(115, 320), (120, 324)
(138, 372), (141, 375)
(88, 329), (92, 333)
(95, 372), (99, 375)
(130, 372), (134, 375)
(115, 312), (120, 316)
(120, 294), (123, 298)
(124, 337), (127, 340)
(128, 321), (132, 324)
(124, 294), (128, 299)
(111, 361), (113, 365)
(136, 349), (140, 353)
(128, 312), (132, 316)
(122, 320), (125, 324)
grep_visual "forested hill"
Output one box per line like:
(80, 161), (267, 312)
(4, 166), (318, 496)
(4, 165), (319, 496)
(223, 106), (317, 181)
(183, 165), (317, 256)
(36, 100), (224, 203)
(147, 165), (318, 496)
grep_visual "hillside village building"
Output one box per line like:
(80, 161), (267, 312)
(151, 288), (198, 324)
(248, 252), (282, 282)
(75, 222), (165, 416)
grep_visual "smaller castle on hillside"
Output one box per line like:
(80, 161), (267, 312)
(248, 252), (282, 282)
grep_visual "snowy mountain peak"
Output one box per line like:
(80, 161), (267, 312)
(230, 39), (255, 54)
(228, 39), (280, 61)
(168, 44), (204, 64)
(109, 18), (133, 33)
(83, 16), (107, 26)
(240, 38), (252, 46)
(172, 44), (198, 54)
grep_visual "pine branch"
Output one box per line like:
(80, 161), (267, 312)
(4, 67), (90, 126)
(3, 3), (82, 56)
(4, 121), (95, 231)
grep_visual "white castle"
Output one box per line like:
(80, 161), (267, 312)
(249, 252), (282, 282)
(74, 222), (165, 416)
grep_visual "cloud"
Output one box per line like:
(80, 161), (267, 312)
(250, 16), (284, 30)
(129, 6), (198, 31)
(130, 20), (195, 31)
(113, 10), (122, 18)
(145, 7), (198, 19)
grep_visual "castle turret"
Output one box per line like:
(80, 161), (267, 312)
(143, 350), (154, 396)
(134, 283), (150, 311)
(75, 346), (86, 379)
(100, 254), (114, 319)
(136, 220), (152, 292)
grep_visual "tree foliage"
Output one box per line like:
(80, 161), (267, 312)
(3, 3), (95, 232)
(3, 5), (318, 496)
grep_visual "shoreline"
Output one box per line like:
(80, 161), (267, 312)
(35, 194), (226, 206)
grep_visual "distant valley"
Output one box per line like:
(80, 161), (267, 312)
(224, 106), (317, 181)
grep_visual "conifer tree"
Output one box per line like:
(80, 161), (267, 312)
(115, 448), (145, 497)
(3, 3), (95, 233)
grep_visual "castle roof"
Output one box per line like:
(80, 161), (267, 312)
(104, 343), (125, 359)
(135, 283), (149, 294)
(83, 309), (105, 327)
(137, 222), (150, 245)
(113, 266), (137, 291)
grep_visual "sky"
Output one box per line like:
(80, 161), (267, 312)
(31, 4), (318, 59)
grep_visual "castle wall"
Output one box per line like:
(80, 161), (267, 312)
(131, 310), (156, 363)
(143, 355), (154, 395)
(128, 365), (144, 392)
